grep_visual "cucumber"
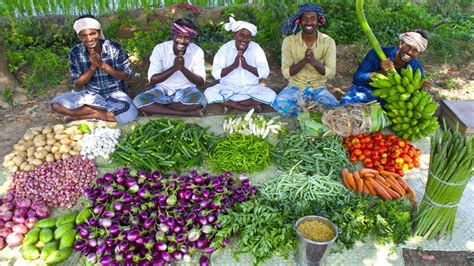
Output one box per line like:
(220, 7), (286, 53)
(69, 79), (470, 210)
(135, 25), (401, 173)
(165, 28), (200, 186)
(22, 244), (41, 260)
(45, 247), (72, 264)
(56, 211), (78, 227)
(54, 223), (75, 240)
(35, 217), (57, 229)
(76, 207), (92, 224)
(59, 229), (77, 249)
(39, 228), (54, 243)
(40, 241), (59, 261)
(23, 227), (41, 246)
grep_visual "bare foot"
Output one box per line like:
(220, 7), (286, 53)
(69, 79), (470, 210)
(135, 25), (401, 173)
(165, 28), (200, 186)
(251, 105), (262, 113)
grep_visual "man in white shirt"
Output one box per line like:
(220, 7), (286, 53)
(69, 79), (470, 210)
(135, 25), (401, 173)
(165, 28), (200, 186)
(133, 18), (206, 117)
(204, 18), (276, 112)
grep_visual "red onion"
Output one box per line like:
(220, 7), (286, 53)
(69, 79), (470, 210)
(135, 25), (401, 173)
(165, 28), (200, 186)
(25, 217), (37, 229)
(35, 206), (51, 219)
(0, 202), (14, 211)
(12, 224), (28, 234)
(12, 215), (25, 225)
(16, 198), (31, 208)
(6, 232), (23, 247)
(0, 228), (12, 238)
(0, 236), (4, 250)
(4, 222), (14, 229)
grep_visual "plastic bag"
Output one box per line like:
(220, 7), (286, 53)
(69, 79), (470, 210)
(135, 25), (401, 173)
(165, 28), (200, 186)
(297, 112), (331, 137)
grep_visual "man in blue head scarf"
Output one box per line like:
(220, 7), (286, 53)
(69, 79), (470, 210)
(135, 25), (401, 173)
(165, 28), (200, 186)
(273, 3), (337, 116)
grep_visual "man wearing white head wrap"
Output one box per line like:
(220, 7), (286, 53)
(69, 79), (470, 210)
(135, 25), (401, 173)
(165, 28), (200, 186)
(51, 15), (138, 124)
(224, 17), (257, 36)
(341, 29), (429, 105)
(204, 17), (276, 112)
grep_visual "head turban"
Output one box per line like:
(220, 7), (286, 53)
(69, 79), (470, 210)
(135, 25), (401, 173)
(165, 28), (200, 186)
(280, 3), (326, 35)
(399, 32), (428, 53)
(224, 17), (257, 36)
(73, 17), (105, 40)
(171, 23), (198, 39)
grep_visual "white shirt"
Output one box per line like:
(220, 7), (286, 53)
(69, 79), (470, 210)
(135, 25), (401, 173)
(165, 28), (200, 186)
(211, 40), (269, 87)
(147, 41), (206, 93)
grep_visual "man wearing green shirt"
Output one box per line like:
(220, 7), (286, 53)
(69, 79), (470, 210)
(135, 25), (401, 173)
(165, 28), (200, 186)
(273, 3), (337, 116)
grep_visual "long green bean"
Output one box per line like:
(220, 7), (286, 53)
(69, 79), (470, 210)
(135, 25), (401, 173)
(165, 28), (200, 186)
(259, 171), (351, 209)
(272, 134), (352, 179)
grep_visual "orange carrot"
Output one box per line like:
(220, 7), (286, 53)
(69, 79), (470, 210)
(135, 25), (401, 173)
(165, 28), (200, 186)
(395, 176), (409, 190)
(375, 174), (389, 187)
(362, 183), (369, 195)
(386, 178), (405, 197)
(379, 170), (400, 179)
(342, 174), (350, 189)
(362, 173), (375, 178)
(364, 179), (377, 196)
(359, 168), (379, 175)
(369, 178), (392, 200)
(386, 176), (405, 196)
(346, 173), (356, 190)
(354, 172), (364, 193)
(376, 179), (401, 199)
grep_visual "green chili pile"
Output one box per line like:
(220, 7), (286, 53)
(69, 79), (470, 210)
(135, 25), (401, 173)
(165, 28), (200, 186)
(272, 134), (352, 178)
(111, 119), (214, 172)
(208, 133), (272, 173)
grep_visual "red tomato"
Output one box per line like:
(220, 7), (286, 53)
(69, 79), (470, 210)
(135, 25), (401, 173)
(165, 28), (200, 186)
(386, 166), (395, 172)
(365, 161), (374, 168)
(375, 165), (384, 171)
(358, 154), (366, 161)
(394, 164), (402, 170)
(398, 140), (406, 148)
(353, 149), (362, 156)
(374, 133), (383, 140)
(380, 158), (387, 165)
(363, 150), (371, 156)
(349, 155), (357, 162)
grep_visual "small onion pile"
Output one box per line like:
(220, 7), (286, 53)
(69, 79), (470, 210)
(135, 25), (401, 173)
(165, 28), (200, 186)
(75, 169), (258, 266)
(80, 127), (121, 159)
(0, 194), (50, 250)
(9, 156), (97, 208)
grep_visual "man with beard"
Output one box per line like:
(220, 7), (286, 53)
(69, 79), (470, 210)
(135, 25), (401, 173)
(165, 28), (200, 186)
(273, 3), (336, 116)
(133, 18), (206, 117)
(51, 15), (138, 124)
(204, 17), (276, 112)
(341, 29), (428, 104)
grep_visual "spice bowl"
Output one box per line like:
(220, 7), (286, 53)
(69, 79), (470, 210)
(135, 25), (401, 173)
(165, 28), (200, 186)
(294, 215), (339, 266)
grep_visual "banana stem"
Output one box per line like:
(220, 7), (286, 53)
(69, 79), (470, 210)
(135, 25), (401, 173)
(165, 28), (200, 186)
(356, 0), (395, 74)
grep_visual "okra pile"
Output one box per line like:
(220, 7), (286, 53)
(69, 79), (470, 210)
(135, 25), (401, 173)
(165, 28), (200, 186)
(111, 119), (215, 173)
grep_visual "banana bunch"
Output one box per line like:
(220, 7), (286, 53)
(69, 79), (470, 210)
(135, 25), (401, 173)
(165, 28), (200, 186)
(370, 65), (438, 140)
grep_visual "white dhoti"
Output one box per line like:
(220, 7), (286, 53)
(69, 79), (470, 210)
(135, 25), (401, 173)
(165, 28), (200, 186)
(204, 83), (276, 105)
